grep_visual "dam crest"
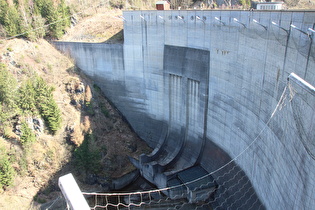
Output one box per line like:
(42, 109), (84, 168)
(55, 10), (315, 209)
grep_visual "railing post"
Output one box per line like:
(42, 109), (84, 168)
(59, 173), (90, 210)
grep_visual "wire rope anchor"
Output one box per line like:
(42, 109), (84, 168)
(158, 15), (165, 23)
(308, 27), (315, 39)
(176, 15), (185, 23)
(114, 15), (126, 22)
(233, 18), (246, 28)
(271, 21), (289, 34)
(140, 15), (146, 21)
(290, 24), (309, 36)
(215, 17), (225, 26)
(288, 72), (315, 96)
(196, 16), (205, 23)
(308, 28), (315, 33)
(253, 19), (267, 30)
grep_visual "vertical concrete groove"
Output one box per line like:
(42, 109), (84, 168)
(281, 19), (292, 82)
(304, 24), (315, 79)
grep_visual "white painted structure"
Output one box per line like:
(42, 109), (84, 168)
(256, 2), (284, 10)
(59, 173), (90, 210)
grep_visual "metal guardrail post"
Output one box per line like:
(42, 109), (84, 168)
(59, 173), (90, 210)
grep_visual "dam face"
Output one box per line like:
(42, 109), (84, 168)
(55, 10), (315, 209)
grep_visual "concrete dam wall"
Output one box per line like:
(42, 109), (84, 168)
(55, 10), (315, 209)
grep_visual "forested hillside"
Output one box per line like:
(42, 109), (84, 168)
(0, 28), (149, 210)
(0, 0), (70, 40)
(0, 1), (149, 209)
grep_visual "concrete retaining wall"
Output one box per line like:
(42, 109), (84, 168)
(54, 10), (315, 210)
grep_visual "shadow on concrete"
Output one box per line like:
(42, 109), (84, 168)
(102, 29), (124, 44)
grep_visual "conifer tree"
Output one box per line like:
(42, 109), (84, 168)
(0, 146), (15, 189)
(3, 6), (21, 36)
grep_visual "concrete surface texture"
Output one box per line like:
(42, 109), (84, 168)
(54, 10), (315, 210)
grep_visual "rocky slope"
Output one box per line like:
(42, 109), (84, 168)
(0, 19), (149, 209)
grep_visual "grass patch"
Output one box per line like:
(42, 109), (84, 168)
(93, 83), (102, 93)
(85, 101), (95, 116)
(33, 195), (46, 204)
(100, 103), (110, 118)
(34, 56), (41, 63)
